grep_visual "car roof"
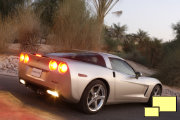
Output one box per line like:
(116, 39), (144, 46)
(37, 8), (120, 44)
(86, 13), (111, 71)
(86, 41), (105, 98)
(98, 52), (124, 60)
(48, 49), (124, 60)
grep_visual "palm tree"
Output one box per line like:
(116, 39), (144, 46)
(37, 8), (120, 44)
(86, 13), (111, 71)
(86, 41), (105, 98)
(112, 23), (127, 40)
(135, 29), (150, 55)
(123, 34), (137, 53)
(91, 0), (119, 49)
(172, 22), (180, 42)
(136, 30), (162, 67)
(136, 29), (149, 43)
(144, 38), (162, 67)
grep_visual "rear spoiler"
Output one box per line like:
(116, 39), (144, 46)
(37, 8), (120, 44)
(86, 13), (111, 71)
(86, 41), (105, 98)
(20, 52), (48, 58)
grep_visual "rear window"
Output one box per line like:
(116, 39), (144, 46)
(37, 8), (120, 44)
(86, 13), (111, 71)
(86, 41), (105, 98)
(47, 53), (106, 67)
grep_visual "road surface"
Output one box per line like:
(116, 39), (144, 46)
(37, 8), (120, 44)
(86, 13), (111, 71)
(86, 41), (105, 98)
(0, 75), (179, 120)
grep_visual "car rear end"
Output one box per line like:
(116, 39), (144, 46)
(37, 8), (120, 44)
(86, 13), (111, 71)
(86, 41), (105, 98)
(18, 52), (72, 100)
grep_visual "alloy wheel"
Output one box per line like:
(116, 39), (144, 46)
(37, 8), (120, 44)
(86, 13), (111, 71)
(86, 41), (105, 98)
(153, 86), (161, 96)
(87, 84), (106, 112)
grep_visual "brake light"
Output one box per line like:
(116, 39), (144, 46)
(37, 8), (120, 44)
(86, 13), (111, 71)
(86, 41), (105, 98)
(58, 62), (68, 73)
(36, 54), (42, 57)
(49, 60), (58, 71)
(24, 54), (29, 63)
(20, 53), (24, 62)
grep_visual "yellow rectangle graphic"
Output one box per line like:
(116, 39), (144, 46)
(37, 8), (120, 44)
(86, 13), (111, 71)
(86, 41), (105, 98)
(145, 107), (159, 117)
(153, 96), (176, 112)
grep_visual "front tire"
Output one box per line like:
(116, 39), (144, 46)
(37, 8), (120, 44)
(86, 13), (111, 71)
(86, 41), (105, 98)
(147, 85), (162, 106)
(80, 80), (107, 114)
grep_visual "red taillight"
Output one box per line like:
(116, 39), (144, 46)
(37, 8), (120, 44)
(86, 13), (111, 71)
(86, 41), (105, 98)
(20, 53), (24, 62)
(58, 62), (68, 73)
(24, 54), (29, 63)
(49, 60), (58, 71)
(36, 54), (42, 57)
(20, 53), (29, 63)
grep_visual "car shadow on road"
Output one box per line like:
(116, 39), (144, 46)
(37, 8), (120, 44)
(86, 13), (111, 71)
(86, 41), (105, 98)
(0, 76), (146, 120)
(11, 86), (146, 120)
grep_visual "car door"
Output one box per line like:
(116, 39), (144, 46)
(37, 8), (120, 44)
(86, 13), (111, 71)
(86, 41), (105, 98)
(109, 58), (147, 102)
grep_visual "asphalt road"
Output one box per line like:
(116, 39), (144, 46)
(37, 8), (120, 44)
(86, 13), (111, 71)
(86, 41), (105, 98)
(0, 75), (179, 120)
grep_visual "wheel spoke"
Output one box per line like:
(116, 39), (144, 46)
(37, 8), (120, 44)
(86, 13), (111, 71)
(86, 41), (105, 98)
(90, 88), (95, 95)
(88, 99), (95, 106)
(96, 85), (102, 94)
(97, 95), (105, 100)
(154, 87), (161, 96)
(94, 100), (98, 109)
(156, 88), (159, 93)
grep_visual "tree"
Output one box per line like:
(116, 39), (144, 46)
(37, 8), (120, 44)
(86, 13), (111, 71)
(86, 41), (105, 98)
(172, 21), (180, 40)
(104, 23), (127, 52)
(123, 34), (136, 53)
(136, 29), (149, 43)
(112, 23), (127, 41)
(135, 29), (151, 55)
(0, 0), (30, 20)
(32, 0), (62, 26)
(157, 22), (180, 86)
(104, 27), (119, 51)
(122, 29), (162, 67)
(91, 0), (119, 50)
(147, 38), (162, 67)
(162, 21), (180, 55)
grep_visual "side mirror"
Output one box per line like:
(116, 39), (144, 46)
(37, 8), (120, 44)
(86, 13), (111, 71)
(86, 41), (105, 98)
(135, 72), (142, 79)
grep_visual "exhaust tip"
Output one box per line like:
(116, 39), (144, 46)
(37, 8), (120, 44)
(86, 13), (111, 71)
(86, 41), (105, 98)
(47, 90), (59, 97)
(20, 79), (26, 85)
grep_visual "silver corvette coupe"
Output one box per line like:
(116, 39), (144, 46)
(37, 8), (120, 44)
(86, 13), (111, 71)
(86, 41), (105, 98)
(18, 50), (162, 114)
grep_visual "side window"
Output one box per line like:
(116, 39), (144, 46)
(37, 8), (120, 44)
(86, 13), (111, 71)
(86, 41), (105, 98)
(109, 58), (135, 76)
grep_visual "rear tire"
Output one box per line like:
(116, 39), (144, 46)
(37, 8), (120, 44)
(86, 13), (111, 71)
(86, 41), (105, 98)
(147, 85), (162, 106)
(80, 80), (107, 114)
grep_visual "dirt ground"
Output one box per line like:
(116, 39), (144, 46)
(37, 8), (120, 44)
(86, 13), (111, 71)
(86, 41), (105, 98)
(0, 91), (59, 120)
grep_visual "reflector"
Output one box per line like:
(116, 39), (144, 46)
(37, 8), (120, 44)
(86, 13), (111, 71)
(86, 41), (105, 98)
(36, 54), (42, 57)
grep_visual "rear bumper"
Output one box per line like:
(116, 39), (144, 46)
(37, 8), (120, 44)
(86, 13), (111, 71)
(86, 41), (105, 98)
(18, 77), (79, 103)
(19, 78), (61, 98)
(18, 62), (78, 103)
(19, 77), (50, 91)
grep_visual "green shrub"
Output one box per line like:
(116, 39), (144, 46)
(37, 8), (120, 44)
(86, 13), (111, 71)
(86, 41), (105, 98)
(156, 22), (180, 87)
(156, 47), (180, 87)
(104, 38), (119, 52)
(115, 50), (149, 66)
(123, 39), (136, 53)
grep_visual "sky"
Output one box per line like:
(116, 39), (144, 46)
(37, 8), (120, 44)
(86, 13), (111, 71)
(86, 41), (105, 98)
(105, 0), (180, 42)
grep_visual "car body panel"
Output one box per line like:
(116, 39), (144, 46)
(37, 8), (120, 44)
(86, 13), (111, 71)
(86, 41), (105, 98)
(18, 51), (162, 105)
(113, 71), (161, 103)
